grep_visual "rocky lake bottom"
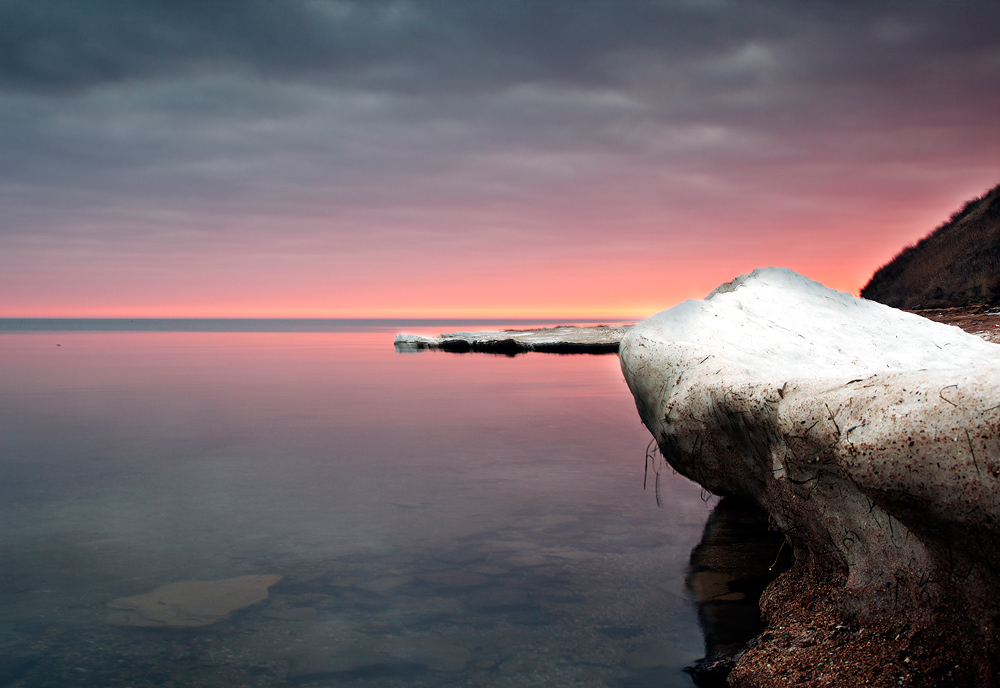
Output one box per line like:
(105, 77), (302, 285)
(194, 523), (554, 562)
(3, 515), (709, 687)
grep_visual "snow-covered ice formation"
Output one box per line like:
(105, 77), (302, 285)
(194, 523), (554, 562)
(620, 267), (1000, 652)
(394, 325), (628, 354)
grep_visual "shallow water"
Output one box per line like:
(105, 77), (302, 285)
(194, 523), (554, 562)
(0, 322), (722, 687)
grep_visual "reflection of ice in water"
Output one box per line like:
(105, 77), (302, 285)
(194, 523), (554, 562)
(0, 327), (713, 686)
(684, 497), (793, 685)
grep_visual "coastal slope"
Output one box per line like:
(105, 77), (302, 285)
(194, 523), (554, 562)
(861, 183), (1000, 309)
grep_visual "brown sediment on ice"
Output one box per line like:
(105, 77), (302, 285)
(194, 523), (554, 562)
(394, 324), (630, 355)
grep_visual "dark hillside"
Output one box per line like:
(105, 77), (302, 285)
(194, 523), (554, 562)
(861, 183), (1000, 309)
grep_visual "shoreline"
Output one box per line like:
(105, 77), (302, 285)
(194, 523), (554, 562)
(729, 564), (981, 687)
(906, 306), (1000, 343)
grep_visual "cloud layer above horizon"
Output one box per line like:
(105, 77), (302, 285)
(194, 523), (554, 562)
(2, 0), (999, 316)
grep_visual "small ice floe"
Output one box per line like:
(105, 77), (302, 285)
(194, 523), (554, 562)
(394, 325), (630, 355)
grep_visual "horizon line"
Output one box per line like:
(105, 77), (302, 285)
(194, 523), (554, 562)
(0, 316), (642, 333)
(0, 315), (642, 322)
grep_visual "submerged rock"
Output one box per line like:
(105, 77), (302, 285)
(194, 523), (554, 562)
(619, 267), (1000, 684)
(107, 574), (282, 628)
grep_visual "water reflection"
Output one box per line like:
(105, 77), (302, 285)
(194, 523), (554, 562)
(0, 328), (714, 687)
(685, 497), (793, 687)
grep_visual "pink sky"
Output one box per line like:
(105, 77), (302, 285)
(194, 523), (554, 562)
(1, 3), (998, 318)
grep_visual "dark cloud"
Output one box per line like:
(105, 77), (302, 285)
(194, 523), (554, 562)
(1, 0), (998, 254)
(4, 1), (995, 93)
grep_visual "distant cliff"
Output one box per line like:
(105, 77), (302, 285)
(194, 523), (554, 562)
(861, 183), (1000, 309)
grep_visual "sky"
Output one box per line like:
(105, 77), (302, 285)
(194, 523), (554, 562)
(1, 1), (999, 318)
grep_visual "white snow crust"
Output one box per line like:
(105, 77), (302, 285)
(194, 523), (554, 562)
(633, 267), (1000, 377)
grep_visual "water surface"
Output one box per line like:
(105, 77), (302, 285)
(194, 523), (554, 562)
(0, 321), (715, 687)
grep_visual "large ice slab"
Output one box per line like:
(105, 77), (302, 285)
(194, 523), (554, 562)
(619, 267), (1000, 679)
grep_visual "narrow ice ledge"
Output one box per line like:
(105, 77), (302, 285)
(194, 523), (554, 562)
(395, 325), (630, 354)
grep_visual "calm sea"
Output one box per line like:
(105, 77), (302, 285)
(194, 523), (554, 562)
(0, 319), (752, 687)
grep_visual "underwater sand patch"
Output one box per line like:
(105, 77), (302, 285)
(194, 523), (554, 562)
(107, 574), (282, 628)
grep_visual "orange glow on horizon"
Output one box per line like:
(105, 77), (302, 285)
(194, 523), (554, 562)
(0, 302), (652, 320)
(0, 268), (865, 320)
(0, 183), (978, 320)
